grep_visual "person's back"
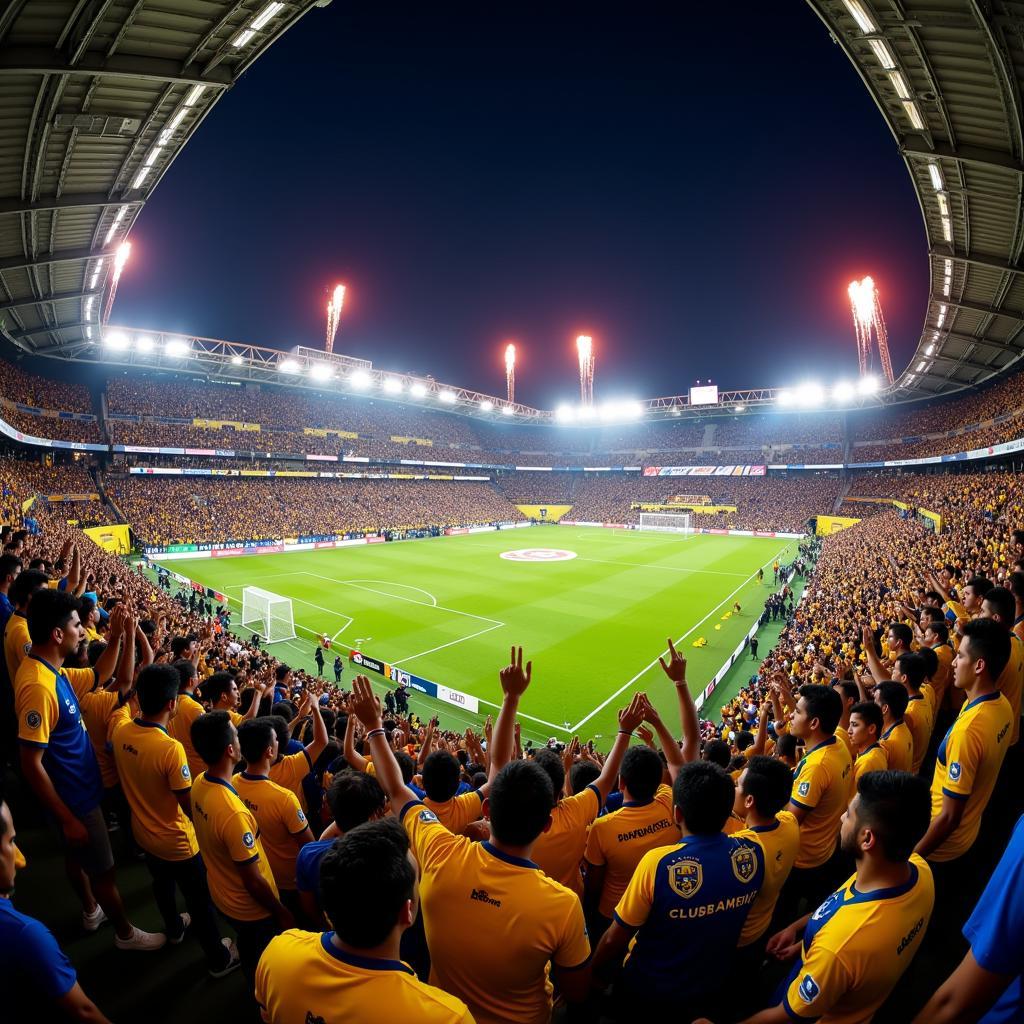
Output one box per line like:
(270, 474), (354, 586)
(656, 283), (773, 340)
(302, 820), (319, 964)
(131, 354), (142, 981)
(256, 820), (472, 1024)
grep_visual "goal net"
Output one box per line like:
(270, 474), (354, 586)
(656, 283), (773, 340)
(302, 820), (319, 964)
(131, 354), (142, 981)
(638, 512), (693, 536)
(241, 586), (297, 644)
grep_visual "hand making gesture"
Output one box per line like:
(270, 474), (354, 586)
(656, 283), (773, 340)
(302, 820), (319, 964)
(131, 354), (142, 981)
(499, 645), (532, 698)
(658, 638), (686, 685)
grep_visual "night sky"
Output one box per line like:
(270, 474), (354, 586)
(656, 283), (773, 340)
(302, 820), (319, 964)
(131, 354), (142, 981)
(114, 2), (927, 408)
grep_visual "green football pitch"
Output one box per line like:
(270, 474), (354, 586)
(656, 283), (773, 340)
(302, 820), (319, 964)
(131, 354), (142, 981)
(165, 528), (797, 742)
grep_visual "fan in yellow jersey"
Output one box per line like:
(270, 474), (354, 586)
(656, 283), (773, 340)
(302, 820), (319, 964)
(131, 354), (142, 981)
(3, 569), (49, 689)
(201, 670), (267, 729)
(189, 710), (294, 990)
(831, 681), (858, 764)
(780, 685), (852, 919)
(874, 682), (914, 773)
(694, 770), (934, 1024)
(166, 659), (207, 779)
(266, 692), (329, 810)
(916, 618), (1013, 956)
(979, 586), (1023, 745)
(349, 656), (593, 1024)
(890, 652), (934, 774)
(234, 718), (314, 914)
(112, 665), (238, 976)
(847, 701), (888, 786)
(256, 817), (473, 1024)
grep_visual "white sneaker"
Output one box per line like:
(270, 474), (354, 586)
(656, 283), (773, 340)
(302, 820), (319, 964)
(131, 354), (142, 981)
(82, 905), (107, 932)
(114, 926), (167, 951)
(209, 938), (241, 978)
(168, 913), (192, 945)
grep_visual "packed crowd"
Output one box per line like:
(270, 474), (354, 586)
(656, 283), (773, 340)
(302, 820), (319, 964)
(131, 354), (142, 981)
(108, 477), (524, 546)
(0, 456), (1020, 1024)
(0, 359), (93, 413)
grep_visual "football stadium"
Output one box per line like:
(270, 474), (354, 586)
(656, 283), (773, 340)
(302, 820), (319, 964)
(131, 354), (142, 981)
(1, 3), (1023, 1024)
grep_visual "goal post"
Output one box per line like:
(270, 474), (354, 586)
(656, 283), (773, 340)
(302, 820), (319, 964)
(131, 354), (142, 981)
(638, 511), (693, 536)
(241, 586), (297, 644)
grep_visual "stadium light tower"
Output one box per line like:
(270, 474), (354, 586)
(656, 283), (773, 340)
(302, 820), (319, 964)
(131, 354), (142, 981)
(325, 283), (346, 354)
(505, 343), (516, 404)
(848, 276), (894, 384)
(102, 241), (131, 325)
(576, 334), (594, 406)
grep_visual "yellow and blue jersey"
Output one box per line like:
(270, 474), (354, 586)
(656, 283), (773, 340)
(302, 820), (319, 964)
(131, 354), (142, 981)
(255, 929), (473, 1024)
(531, 784), (601, 896)
(783, 855), (934, 1023)
(880, 721), (914, 773)
(997, 633), (1023, 745)
(15, 655), (102, 817)
(852, 743), (888, 787)
(233, 771), (309, 890)
(613, 832), (763, 1001)
(736, 811), (800, 946)
(928, 690), (1013, 862)
(790, 736), (852, 869)
(904, 696), (934, 774)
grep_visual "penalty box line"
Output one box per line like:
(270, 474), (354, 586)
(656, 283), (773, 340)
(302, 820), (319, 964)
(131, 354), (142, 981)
(567, 543), (792, 734)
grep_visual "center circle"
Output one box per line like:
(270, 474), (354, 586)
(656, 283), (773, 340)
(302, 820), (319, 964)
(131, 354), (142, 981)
(500, 548), (578, 562)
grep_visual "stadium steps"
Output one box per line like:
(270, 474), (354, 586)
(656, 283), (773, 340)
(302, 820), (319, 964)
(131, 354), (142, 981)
(832, 477), (854, 513)
(701, 422), (717, 447)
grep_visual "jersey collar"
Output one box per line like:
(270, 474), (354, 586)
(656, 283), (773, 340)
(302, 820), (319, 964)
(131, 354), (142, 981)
(320, 933), (413, 974)
(881, 722), (904, 740)
(805, 734), (837, 757)
(202, 774), (238, 795)
(481, 841), (539, 870)
(239, 771), (269, 781)
(750, 819), (781, 834)
(849, 861), (919, 903)
(963, 690), (1001, 711)
(133, 718), (168, 734)
(28, 653), (63, 679)
(858, 742), (882, 757)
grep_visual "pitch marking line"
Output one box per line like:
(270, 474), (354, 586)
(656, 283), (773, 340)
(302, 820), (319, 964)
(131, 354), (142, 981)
(567, 543), (791, 733)
(223, 585), (354, 639)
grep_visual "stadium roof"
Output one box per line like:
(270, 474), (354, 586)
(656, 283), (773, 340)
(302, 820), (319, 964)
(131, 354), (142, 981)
(0, 0), (323, 357)
(807, 0), (1024, 396)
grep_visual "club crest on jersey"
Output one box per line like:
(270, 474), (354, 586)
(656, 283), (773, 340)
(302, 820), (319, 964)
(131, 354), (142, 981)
(26, 710), (41, 729)
(948, 761), (962, 781)
(798, 974), (820, 1004)
(181, 765), (190, 779)
(667, 858), (703, 899)
(797, 781), (811, 797)
(731, 846), (757, 884)
(242, 832), (255, 849)
(419, 810), (439, 824)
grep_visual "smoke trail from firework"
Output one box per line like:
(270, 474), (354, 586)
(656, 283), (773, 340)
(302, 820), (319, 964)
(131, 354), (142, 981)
(505, 343), (516, 404)
(576, 334), (594, 405)
(847, 277), (894, 383)
(102, 241), (131, 325)
(325, 284), (346, 353)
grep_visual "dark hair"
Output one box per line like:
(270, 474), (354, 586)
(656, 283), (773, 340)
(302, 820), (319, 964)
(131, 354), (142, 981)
(26, 589), (79, 646)
(619, 745), (664, 802)
(237, 718), (277, 764)
(421, 750), (461, 802)
(190, 710), (234, 766)
(855, 770), (931, 861)
(892, 652), (925, 691)
(964, 576), (993, 599)
(734, 731), (755, 752)
(327, 770), (385, 831)
(271, 700), (297, 723)
(924, 619), (949, 642)
(875, 681), (910, 720)
(533, 748), (566, 799)
(268, 715), (291, 753)
(1008, 571), (1024, 603)
(798, 684), (842, 734)
(136, 664), (181, 717)
(394, 751), (416, 785)
(917, 645), (938, 681)
(776, 733), (799, 762)
(275, 664), (292, 683)
(673, 761), (734, 835)
(923, 590), (944, 606)
(982, 586), (1015, 625)
(0, 553), (21, 581)
(740, 755), (794, 817)
(888, 622), (914, 649)
(320, 818), (414, 947)
(200, 671), (236, 705)
(835, 680), (859, 704)
(10, 569), (49, 611)
(961, 617), (1012, 681)
(487, 760), (554, 846)
(703, 739), (731, 768)
(921, 608), (946, 629)
(570, 760), (600, 795)
(172, 658), (198, 692)
(170, 635), (194, 660)
(850, 700), (883, 737)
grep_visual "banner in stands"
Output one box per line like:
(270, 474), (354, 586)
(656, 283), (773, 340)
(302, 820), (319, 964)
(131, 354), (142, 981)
(515, 504), (573, 521)
(43, 493), (99, 502)
(83, 524), (132, 554)
(643, 465), (766, 477)
(632, 502), (737, 514)
(814, 515), (861, 536)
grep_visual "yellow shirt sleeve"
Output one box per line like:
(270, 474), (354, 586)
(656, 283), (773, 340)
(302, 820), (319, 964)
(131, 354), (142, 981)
(552, 893), (591, 970)
(784, 938), (851, 1019)
(941, 722), (985, 800)
(792, 759), (825, 811)
(401, 800), (466, 874)
(613, 848), (657, 929)
(63, 666), (98, 700)
(17, 681), (58, 746)
(583, 821), (607, 866)
(165, 739), (193, 793)
(221, 809), (261, 863)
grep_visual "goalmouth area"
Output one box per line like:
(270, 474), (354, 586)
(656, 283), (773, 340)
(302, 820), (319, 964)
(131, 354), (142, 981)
(160, 526), (799, 742)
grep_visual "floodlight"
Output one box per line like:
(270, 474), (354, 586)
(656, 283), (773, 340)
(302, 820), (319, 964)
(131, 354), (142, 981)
(382, 376), (403, 394)
(278, 358), (301, 374)
(501, 405), (515, 416)
(858, 376), (880, 395)
(795, 383), (824, 407)
(103, 330), (130, 350)
(479, 400), (494, 412)
(776, 389), (794, 407)
(230, 354), (244, 365)
(409, 381), (427, 398)
(734, 404), (746, 413)
(556, 405), (576, 423)
(350, 369), (371, 388)
(832, 381), (855, 403)
(310, 363), (334, 381)
(439, 389), (457, 404)
(135, 335), (155, 354)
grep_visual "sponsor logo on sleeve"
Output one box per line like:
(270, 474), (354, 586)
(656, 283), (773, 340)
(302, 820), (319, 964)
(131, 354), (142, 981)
(948, 761), (962, 781)
(798, 975), (820, 1004)
(26, 710), (41, 729)
(418, 810), (439, 824)
(242, 831), (255, 849)
(797, 781), (810, 797)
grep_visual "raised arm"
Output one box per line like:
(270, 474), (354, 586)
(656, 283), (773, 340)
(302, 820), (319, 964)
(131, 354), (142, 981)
(303, 693), (328, 764)
(641, 693), (684, 779)
(751, 701), (771, 756)
(592, 694), (646, 804)
(348, 674), (419, 810)
(94, 607), (125, 687)
(489, 646), (532, 778)
(343, 711), (369, 772)
(660, 639), (700, 763)
(860, 624), (889, 686)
